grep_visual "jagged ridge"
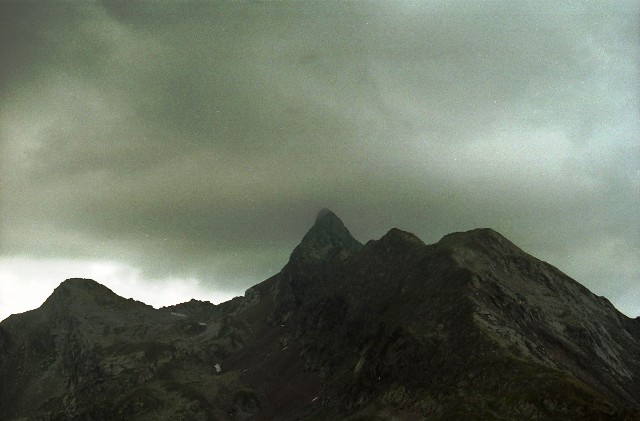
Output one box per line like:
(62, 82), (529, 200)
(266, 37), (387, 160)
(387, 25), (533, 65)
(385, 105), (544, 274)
(1, 209), (639, 420)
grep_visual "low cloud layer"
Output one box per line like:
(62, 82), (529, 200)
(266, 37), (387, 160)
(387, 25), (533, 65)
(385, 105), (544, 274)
(1, 1), (638, 318)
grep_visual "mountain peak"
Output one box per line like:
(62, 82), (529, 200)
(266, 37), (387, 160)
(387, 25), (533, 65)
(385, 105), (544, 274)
(379, 228), (425, 246)
(288, 209), (362, 266)
(51, 278), (109, 297)
(438, 227), (522, 255)
(42, 278), (123, 311)
(315, 207), (336, 222)
(312, 208), (346, 231)
(2, 212), (640, 420)
(59, 277), (100, 288)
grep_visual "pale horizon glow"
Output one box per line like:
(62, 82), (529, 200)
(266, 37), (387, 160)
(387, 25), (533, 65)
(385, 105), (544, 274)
(0, 257), (241, 322)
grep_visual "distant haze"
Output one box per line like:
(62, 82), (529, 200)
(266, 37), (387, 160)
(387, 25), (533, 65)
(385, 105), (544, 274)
(1, 1), (638, 320)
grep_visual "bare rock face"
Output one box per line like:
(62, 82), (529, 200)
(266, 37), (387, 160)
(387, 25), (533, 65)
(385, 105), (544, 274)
(1, 210), (639, 420)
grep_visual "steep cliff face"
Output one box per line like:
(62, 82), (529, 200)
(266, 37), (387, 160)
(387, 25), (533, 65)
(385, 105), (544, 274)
(1, 210), (639, 420)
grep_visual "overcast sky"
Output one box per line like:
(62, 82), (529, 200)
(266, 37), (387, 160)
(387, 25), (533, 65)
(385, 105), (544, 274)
(1, 0), (638, 321)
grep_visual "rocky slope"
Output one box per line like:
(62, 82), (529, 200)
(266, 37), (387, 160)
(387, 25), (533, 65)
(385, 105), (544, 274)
(1, 209), (639, 420)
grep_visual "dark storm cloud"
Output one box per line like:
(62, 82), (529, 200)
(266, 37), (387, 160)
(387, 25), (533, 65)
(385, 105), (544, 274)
(1, 1), (638, 314)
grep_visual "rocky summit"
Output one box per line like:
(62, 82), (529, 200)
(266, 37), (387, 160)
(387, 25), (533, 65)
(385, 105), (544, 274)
(1, 210), (639, 420)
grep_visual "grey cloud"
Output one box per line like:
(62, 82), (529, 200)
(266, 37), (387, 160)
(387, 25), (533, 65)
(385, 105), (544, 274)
(1, 1), (638, 314)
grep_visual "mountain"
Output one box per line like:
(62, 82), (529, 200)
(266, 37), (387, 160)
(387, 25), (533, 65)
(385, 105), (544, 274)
(1, 209), (639, 420)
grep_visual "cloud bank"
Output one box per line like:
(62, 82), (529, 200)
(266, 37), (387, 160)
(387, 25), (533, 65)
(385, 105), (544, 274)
(1, 0), (638, 318)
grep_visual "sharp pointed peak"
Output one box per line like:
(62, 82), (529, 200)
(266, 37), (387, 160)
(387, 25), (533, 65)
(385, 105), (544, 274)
(288, 208), (362, 266)
(312, 208), (345, 229)
(308, 208), (351, 233)
(315, 208), (337, 222)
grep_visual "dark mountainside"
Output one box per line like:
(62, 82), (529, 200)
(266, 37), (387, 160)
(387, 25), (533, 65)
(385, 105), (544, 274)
(1, 210), (639, 420)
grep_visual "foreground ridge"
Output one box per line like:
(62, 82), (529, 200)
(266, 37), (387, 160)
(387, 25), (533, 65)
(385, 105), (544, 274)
(1, 210), (639, 420)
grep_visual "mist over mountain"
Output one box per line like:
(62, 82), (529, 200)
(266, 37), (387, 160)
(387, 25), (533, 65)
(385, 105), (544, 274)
(2, 0), (638, 321)
(1, 210), (639, 420)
